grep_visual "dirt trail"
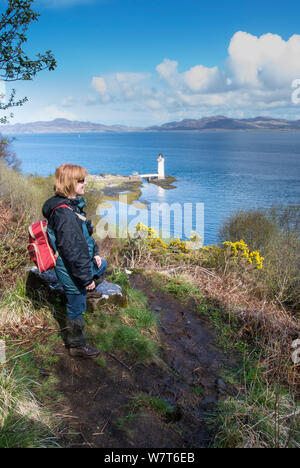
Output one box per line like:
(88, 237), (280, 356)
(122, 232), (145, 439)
(55, 273), (237, 448)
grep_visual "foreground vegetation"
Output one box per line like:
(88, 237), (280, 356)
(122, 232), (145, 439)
(0, 158), (299, 448)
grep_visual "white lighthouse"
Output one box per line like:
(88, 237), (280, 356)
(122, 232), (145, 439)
(157, 153), (165, 179)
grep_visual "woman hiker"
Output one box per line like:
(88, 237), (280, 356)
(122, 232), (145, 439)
(42, 163), (107, 358)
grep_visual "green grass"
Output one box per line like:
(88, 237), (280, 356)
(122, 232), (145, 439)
(161, 276), (203, 303)
(114, 393), (175, 438)
(192, 385), (205, 397)
(149, 271), (203, 303)
(0, 280), (64, 446)
(95, 356), (107, 367)
(131, 393), (175, 418)
(196, 301), (250, 353)
(211, 383), (300, 448)
(106, 267), (130, 290)
(208, 355), (300, 448)
(0, 365), (59, 448)
(90, 315), (159, 362)
(86, 281), (160, 363)
(124, 288), (157, 329)
(112, 325), (158, 361)
(115, 412), (137, 437)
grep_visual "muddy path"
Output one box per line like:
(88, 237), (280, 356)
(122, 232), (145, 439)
(55, 273), (237, 448)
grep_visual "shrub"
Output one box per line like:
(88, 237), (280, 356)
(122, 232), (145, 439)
(218, 208), (278, 253)
(211, 358), (300, 448)
(223, 240), (264, 270)
(0, 164), (53, 288)
(0, 136), (20, 171)
(218, 204), (300, 309)
(0, 367), (58, 448)
(0, 162), (52, 221)
(260, 232), (300, 309)
(268, 204), (300, 236)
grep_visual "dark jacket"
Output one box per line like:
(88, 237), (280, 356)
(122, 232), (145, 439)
(42, 195), (99, 294)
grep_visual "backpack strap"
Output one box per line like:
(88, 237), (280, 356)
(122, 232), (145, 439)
(50, 204), (72, 215)
(48, 204), (87, 259)
(50, 204), (86, 221)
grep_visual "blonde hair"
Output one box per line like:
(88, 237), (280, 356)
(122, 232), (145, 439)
(54, 164), (87, 197)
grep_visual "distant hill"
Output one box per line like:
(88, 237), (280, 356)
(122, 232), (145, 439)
(0, 118), (141, 134)
(146, 115), (300, 131)
(1, 116), (300, 134)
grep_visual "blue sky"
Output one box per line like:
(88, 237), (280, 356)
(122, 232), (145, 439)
(3, 0), (300, 125)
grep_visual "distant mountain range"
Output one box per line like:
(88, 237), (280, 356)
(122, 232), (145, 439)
(146, 115), (300, 131)
(1, 116), (300, 134)
(0, 118), (140, 134)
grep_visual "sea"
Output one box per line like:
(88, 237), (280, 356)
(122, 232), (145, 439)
(10, 131), (300, 245)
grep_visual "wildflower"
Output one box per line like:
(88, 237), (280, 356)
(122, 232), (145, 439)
(223, 240), (264, 270)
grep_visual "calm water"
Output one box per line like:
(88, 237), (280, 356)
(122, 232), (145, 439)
(11, 131), (300, 245)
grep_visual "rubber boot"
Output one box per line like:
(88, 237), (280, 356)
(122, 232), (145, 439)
(66, 317), (86, 349)
(66, 317), (100, 358)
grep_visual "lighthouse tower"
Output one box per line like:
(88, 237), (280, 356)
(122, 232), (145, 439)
(157, 153), (165, 179)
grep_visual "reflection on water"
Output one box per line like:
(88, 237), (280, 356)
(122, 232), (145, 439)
(157, 186), (166, 199)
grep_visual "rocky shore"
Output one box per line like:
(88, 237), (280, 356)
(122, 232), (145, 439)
(86, 173), (177, 204)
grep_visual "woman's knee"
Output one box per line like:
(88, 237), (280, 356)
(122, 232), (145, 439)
(101, 259), (108, 272)
(97, 259), (107, 277)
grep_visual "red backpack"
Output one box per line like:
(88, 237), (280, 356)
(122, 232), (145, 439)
(27, 204), (71, 273)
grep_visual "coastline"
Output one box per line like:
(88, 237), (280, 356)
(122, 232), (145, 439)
(87, 173), (177, 203)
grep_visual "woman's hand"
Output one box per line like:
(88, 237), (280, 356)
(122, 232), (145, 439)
(86, 281), (95, 291)
(94, 255), (102, 268)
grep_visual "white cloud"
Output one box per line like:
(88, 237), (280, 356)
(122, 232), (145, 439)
(87, 31), (300, 122)
(156, 58), (225, 94)
(156, 59), (180, 88)
(37, 0), (96, 9)
(92, 77), (107, 94)
(146, 99), (163, 110)
(227, 31), (300, 90)
(115, 72), (148, 84)
(155, 32), (300, 114)
(91, 77), (111, 103)
(183, 65), (225, 93)
(43, 105), (76, 120)
(61, 96), (76, 107)
(91, 72), (151, 104)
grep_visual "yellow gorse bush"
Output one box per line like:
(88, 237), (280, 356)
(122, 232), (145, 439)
(135, 225), (264, 270)
(135, 223), (196, 253)
(135, 223), (168, 250)
(223, 240), (264, 269)
(169, 237), (189, 253)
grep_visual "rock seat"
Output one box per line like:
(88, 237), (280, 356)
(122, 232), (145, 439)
(25, 267), (127, 311)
